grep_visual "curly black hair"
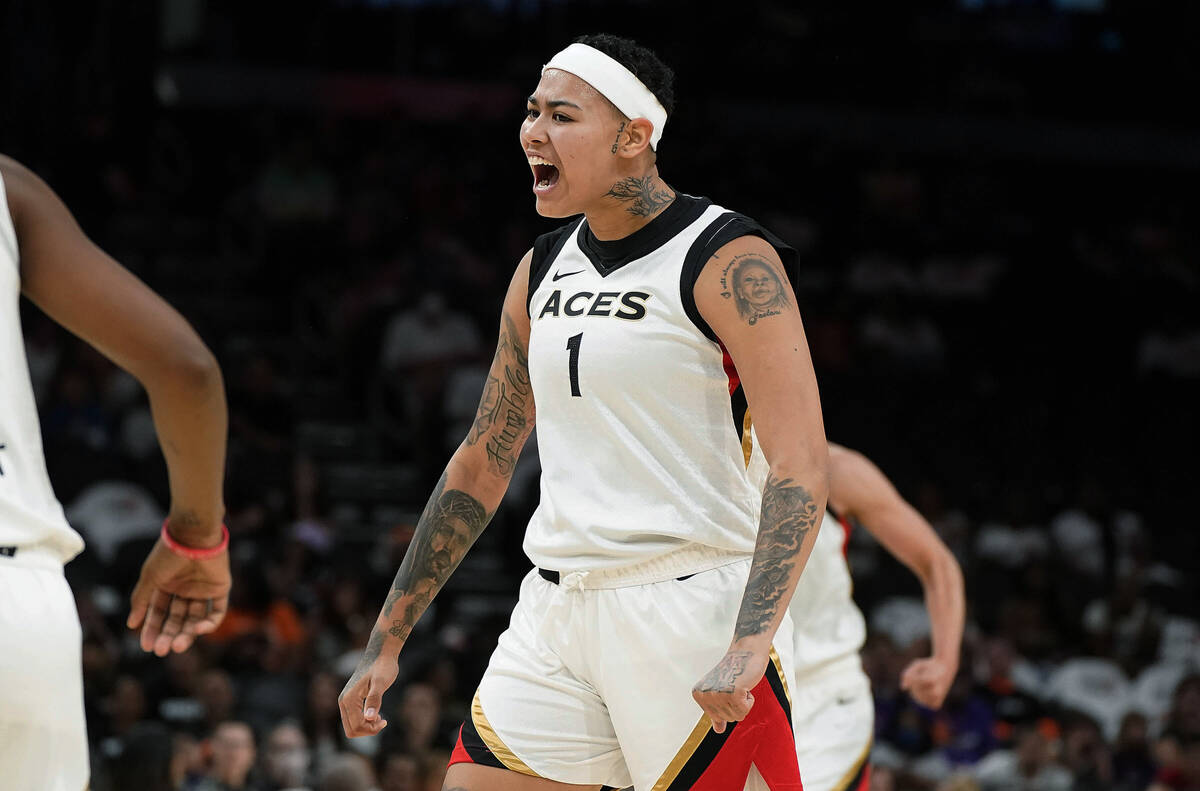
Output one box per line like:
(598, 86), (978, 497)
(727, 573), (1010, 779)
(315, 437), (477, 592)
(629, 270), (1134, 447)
(573, 33), (676, 120)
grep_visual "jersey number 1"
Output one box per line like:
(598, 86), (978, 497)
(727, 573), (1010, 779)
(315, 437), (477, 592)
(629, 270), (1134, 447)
(566, 333), (583, 397)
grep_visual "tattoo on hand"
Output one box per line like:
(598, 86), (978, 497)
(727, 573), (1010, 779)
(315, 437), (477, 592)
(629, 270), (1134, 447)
(362, 472), (491, 661)
(465, 312), (534, 477)
(604, 176), (674, 217)
(610, 120), (627, 154)
(717, 254), (791, 325)
(695, 650), (752, 694)
(733, 475), (817, 641)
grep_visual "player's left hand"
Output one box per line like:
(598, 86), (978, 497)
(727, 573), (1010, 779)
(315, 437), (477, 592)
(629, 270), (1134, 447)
(900, 656), (957, 709)
(126, 538), (231, 657)
(692, 648), (768, 733)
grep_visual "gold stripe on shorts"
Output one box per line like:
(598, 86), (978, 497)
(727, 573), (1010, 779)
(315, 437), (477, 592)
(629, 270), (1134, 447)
(742, 410), (754, 467)
(651, 713), (713, 791)
(769, 646), (792, 707)
(830, 735), (873, 791)
(470, 691), (542, 777)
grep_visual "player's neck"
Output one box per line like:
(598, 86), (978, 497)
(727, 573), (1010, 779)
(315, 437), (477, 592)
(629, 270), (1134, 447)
(586, 168), (675, 241)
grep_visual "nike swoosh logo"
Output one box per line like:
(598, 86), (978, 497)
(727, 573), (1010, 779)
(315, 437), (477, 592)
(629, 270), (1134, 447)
(552, 269), (586, 281)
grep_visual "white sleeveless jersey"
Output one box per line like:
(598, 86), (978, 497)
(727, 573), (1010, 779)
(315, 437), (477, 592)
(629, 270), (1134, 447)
(522, 195), (796, 571)
(0, 172), (85, 561)
(747, 427), (867, 675)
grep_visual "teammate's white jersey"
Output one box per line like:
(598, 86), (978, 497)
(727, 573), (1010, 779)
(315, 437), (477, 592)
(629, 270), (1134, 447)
(0, 173), (85, 562)
(746, 427), (867, 676)
(523, 194), (795, 572)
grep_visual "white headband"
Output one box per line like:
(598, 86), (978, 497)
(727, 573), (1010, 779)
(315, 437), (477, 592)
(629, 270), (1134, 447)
(543, 43), (667, 150)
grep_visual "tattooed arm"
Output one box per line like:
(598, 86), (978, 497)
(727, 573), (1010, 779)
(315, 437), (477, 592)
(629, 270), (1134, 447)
(691, 234), (828, 733)
(339, 251), (537, 738)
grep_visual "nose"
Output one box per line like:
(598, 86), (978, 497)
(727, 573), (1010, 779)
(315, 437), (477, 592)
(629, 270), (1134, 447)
(521, 114), (546, 147)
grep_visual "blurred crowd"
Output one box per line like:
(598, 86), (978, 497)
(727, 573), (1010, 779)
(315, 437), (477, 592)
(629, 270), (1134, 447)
(3, 2), (1199, 790)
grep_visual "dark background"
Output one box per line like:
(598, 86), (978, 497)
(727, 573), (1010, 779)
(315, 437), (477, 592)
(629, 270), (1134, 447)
(2, 2), (1198, 790)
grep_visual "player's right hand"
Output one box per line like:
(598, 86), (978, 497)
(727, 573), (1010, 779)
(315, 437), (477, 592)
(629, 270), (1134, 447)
(339, 649), (400, 737)
(127, 536), (231, 657)
(691, 648), (769, 734)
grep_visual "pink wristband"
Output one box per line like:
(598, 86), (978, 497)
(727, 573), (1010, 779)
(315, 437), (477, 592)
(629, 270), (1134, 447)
(161, 520), (229, 560)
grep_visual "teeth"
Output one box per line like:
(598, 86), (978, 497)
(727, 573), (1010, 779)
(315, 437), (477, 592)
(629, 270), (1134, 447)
(528, 155), (555, 166)
(537, 179), (551, 187)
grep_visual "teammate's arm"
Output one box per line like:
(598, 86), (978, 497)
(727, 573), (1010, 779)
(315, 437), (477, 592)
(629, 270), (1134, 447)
(1, 155), (230, 656)
(828, 443), (965, 709)
(691, 235), (828, 733)
(339, 251), (536, 738)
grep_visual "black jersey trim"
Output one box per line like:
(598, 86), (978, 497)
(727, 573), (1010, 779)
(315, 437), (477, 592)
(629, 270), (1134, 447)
(679, 213), (801, 343)
(576, 194), (711, 277)
(527, 218), (584, 317)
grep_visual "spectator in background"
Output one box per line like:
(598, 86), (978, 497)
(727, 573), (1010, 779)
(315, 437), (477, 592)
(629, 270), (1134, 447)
(1111, 712), (1156, 791)
(315, 753), (375, 791)
(103, 721), (176, 791)
(385, 682), (457, 757)
(261, 721), (312, 791)
(197, 669), (239, 732)
(1166, 675), (1200, 743)
(189, 720), (259, 791)
(173, 731), (208, 791)
(1059, 713), (1113, 790)
(973, 723), (1072, 791)
(376, 751), (421, 791)
(305, 671), (349, 773)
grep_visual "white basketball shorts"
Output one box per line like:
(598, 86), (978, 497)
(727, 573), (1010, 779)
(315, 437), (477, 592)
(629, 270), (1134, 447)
(0, 543), (89, 791)
(792, 656), (873, 791)
(449, 547), (803, 790)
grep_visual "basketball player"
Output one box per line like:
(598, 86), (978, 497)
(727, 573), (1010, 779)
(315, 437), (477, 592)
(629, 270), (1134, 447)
(0, 155), (231, 791)
(339, 34), (828, 791)
(746, 438), (964, 791)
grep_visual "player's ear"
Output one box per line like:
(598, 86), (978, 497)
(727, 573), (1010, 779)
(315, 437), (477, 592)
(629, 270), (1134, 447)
(615, 118), (654, 159)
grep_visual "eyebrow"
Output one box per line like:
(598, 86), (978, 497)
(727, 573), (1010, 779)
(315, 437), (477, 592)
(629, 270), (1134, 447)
(527, 96), (583, 110)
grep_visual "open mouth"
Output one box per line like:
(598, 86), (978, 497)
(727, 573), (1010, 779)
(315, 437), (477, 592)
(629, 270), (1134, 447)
(528, 156), (560, 192)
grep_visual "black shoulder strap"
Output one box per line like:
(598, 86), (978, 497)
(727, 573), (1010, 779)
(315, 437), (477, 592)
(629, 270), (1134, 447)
(679, 212), (801, 343)
(527, 219), (583, 317)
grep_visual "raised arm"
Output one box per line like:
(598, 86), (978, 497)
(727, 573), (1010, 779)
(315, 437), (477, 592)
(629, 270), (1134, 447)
(2, 155), (229, 656)
(691, 234), (829, 733)
(828, 443), (965, 708)
(339, 251), (536, 738)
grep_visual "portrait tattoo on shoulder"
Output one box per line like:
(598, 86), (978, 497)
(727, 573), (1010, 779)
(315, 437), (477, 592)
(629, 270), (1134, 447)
(718, 253), (791, 326)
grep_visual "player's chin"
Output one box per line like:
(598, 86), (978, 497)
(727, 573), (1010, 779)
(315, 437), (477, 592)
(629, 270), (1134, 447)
(532, 194), (574, 218)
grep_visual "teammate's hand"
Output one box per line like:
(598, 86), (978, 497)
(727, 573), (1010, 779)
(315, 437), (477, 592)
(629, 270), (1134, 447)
(126, 537), (231, 657)
(692, 649), (769, 734)
(900, 656), (957, 709)
(339, 649), (400, 737)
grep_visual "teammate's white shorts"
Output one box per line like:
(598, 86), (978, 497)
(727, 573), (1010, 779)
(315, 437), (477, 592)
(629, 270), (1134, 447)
(450, 547), (802, 791)
(0, 543), (89, 791)
(793, 656), (873, 791)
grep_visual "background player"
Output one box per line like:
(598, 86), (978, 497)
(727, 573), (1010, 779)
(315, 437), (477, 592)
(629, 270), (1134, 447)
(0, 155), (231, 791)
(748, 437), (965, 791)
(338, 34), (828, 791)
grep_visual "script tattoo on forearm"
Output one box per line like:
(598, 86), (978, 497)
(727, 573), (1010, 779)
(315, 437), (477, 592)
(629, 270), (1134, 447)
(733, 475), (818, 641)
(604, 176), (674, 217)
(694, 650), (753, 694)
(717, 253), (791, 326)
(465, 311), (534, 478)
(371, 472), (490, 647)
